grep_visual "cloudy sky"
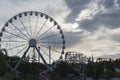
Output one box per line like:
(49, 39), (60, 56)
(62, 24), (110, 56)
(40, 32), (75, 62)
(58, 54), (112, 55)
(0, 0), (120, 58)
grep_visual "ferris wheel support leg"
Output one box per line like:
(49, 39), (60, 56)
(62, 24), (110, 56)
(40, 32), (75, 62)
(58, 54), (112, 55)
(35, 46), (52, 71)
(14, 47), (30, 70)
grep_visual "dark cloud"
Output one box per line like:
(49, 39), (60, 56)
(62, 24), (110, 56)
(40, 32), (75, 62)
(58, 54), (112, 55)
(79, 16), (100, 32)
(80, 11), (120, 31)
(117, 0), (120, 7)
(65, 0), (120, 32)
(79, 0), (120, 32)
(64, 31), (84, 48)
(65, 0), (91, 23)
(103, 0), (115, 8)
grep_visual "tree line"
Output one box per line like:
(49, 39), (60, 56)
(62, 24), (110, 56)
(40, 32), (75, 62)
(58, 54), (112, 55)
(0, 52), (120, 80)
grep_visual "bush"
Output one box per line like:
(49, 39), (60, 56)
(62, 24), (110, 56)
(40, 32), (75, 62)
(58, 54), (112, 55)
(99, 69), (116, 79)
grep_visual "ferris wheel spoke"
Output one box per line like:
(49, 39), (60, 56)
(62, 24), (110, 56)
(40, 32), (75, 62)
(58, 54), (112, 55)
(38, 44), (61, 53)
(29, 15), (32, 37)
(38, 33), (60, 41)
(5, 31), (27, 40)
(38, 41), (62, 44)
(6, 42), (9, 49)
(35, 19), (48, 38)
(10, 23), (29, 39)
(14, 47), (30, 70)
(37, 25), (55, 39)
(7, 43), (27, 50)
(33, 15), (39, 37)
(19, 17), (31, 38)
(1, 40), (27, 42)
(40, 47), (55, 61)
(14, 45), (28, 56)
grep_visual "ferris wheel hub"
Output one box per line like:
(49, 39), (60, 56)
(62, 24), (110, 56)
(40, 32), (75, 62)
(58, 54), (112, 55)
(29, 39), (37, 47)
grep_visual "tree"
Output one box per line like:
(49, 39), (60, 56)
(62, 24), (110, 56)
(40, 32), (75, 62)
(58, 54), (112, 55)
(99, 69), (116, 79)
(85, 62), (94, 78)
(55, 61), (70, 77)
(0, 52), (7, 76)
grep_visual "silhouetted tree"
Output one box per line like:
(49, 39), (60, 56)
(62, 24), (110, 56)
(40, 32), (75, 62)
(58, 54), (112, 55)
(0, 52), (7, 76)
(55, 61), (70, 77)
(85, 62), (94, 78)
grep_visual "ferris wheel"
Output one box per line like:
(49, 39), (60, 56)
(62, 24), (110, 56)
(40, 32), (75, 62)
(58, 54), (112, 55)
(0, 11), (65, 75)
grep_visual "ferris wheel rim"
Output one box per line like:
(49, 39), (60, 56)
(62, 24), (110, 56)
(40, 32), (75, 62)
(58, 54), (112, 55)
(0, 11), (65, 65)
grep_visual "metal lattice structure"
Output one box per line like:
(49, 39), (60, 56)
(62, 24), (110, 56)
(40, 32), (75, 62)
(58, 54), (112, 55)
(96, 58), (112, 62)
(65, 51), (88, 64)
(0, 11), (65, 76)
